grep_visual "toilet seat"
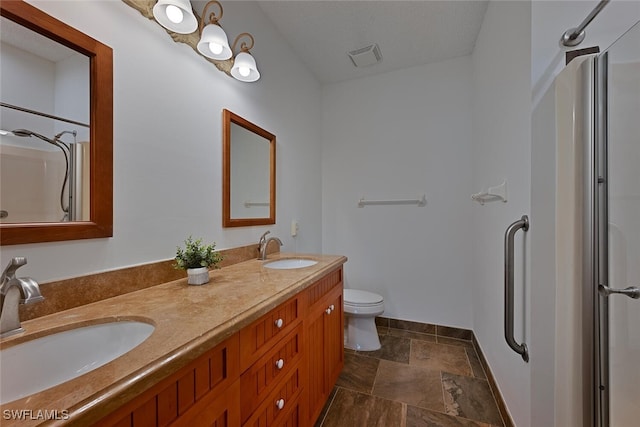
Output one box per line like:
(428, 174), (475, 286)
(344, 289), (383, 306)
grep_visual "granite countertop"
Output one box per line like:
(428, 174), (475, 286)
(0, 253), (347, 426)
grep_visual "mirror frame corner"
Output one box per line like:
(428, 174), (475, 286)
(0, 0), (113, 245)
(222, 109), (276, 228)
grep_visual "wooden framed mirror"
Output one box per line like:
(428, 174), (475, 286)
(0, 1), (113, 245)
(222, 109), (275, 227)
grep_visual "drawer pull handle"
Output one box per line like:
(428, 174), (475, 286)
(275, 358), (284, 369)
(275, 398), (285, 410)
(325, 307), (332, 315)
(275, 318), (284, 328)
(329, 304), (335, 311)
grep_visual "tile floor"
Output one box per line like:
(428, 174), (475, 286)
(315, 319), (507, 427)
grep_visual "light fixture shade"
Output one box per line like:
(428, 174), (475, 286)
(153, 0), (198, 34)
(196, 23), (232, 60)
(231, 51), (260, 82)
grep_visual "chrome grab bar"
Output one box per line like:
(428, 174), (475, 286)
(504, 215), (529, 362)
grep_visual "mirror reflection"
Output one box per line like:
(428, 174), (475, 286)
(0, 0), (113, 246)
(0, 15), (90, 223)
(223, 109), (276, 227)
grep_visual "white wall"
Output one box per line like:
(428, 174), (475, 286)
(321, 56), (474, 329)
(471, 2), (532, 426)
(0, 0), (323, 282)
(0, 42), (56, 149)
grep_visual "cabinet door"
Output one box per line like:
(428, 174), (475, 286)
(307, 287), (344, 424)
(307, 300), (327, 423)
(323, 290), (344, 390)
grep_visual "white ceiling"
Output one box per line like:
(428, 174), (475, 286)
(257, 0), (489, 84)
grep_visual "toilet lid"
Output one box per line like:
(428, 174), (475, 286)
(344, 289), (383, 306)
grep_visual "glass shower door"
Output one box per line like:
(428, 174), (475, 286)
(598, 21), (640, 427)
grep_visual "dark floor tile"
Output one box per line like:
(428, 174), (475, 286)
(437, 325), (473, 340)
(375, 316), (390, 328)
(359, 334), (410, 363)
(406, 406), (492, 427)
(372, 360), (444, 412)
(471, 341), (513, 427)
(410, 341), (472, 377)
(437, 336), (474, 349)
(377, 326), (390, 336)
(442, 373), (504, 426)
(389, 328), (437, 342)
(337, 352), (380, 393)
(465, 348), (486, 380)
(314, 387), (338, 427)
(389, 318), (436, 335)
(321, 387), (405, 427)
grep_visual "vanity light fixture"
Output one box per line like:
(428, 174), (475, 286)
(152, 0), (198, 34)
(139, 1), (261, 82)
(230, 33), (260, 82)
(196, 0), (232, 60)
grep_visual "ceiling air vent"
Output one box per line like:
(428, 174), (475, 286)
(347, 43), (382, 68)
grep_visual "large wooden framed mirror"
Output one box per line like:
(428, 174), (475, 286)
(222, 109), (275, 227)
(0, 0), (113, 245)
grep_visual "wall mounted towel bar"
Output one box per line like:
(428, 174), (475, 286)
(358, 194), (426, 208)
(504, 215), (529, 362)
(472, 181), (507, 205)
(244, 201), (269, 208)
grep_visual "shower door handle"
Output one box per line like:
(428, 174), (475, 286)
(599, 284), (640, 299)
(504, 215), (529, 362)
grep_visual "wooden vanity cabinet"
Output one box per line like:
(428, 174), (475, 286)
(97, 266), (344, 427)
(100, 334), (240, 427)
(239, 295), (303, 426)
(305, 268), (344, 425)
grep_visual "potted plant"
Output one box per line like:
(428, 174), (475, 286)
(174, 236), (223, 285)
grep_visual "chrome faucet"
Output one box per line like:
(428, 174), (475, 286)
(258, 231), (283, 260)
(0, 257), (44, 338)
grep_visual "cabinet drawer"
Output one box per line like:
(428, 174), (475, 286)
(242, 363), (303, 427)
(240, 324), (303, 423)
(240, 295), (300, 369)
(305, 267), (342, 308)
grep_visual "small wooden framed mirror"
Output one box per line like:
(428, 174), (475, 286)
(222, 109), (275, 227)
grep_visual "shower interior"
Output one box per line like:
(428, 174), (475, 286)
(0, 127), (89, 223)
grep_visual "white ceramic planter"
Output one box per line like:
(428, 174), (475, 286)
(187, 267), (209, 285)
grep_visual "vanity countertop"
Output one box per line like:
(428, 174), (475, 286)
(0, 253), (347, 426)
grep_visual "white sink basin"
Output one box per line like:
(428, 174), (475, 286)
(264, 258), (318, 270)
(0, 320), (154, 404)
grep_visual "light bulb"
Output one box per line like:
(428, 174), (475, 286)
(209, 42), (223, 55)
(165, 4), (184, 24)
(239, 66), (251, 77)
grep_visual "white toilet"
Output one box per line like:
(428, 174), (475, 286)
(343, 289), (385, 351)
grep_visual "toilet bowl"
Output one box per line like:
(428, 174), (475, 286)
(343, 289), (384, 351)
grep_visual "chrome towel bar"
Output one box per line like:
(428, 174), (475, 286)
(504, 215), (529, 362)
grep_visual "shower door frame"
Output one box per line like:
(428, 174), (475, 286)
(593, 49), (608, 427)
(593, 25), (640, 426)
